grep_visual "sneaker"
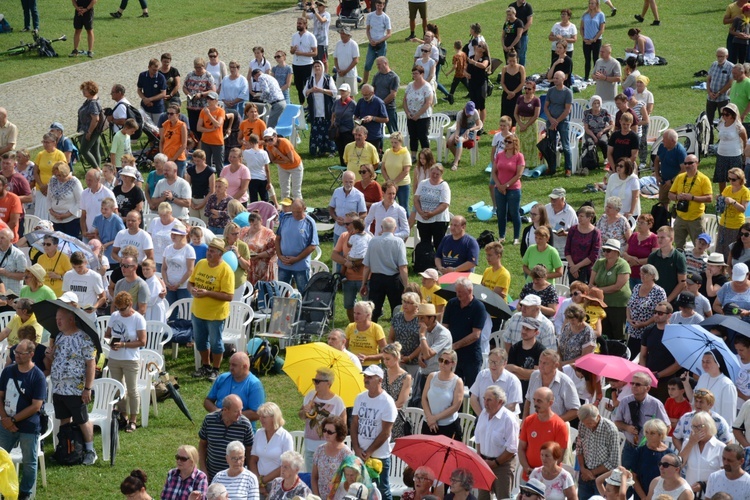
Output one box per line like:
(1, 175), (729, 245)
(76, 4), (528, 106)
(110, 11), (122, 18)
(21, 27), (30, 32)
(651, 20), (660, 26)
(69, 49), (80, 57)
(513, 239), (520, 245)
(447, 94), (454, 105)
(86, 51), (94, 58)
(492, 207), (497, 216)
(192, 366), (209, 378)
(208, 368), (219, 382)
(610, 8), (617, 16)
(83, 450), (98, 466)
(138, 12), (149, 17)
(634, 14), (644, 22)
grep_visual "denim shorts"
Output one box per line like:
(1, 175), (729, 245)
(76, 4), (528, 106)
(192, 317), (225, 353)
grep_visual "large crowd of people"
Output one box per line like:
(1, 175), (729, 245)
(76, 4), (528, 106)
(7, 0), (750, 499)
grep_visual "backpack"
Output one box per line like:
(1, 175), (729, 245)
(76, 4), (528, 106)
(53, 423), (85, 465)
(412, 241), (435, 274)
(651, 202), (672, 231)
(93, 107), (108, 137)
(36, 35), (58, 57)
(476, 230), (496, 249)
(112, 102), (145, 141)
(581, 141), (598, 170)
(0, 14), (13, 33)
(437, 43), (447, 66)
(250, 338), (280, 376)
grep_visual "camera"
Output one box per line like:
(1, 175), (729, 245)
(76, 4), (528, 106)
(675, 199), (690, 212)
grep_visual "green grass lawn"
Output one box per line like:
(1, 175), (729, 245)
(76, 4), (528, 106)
(0, 0), (291, 82)
(29, 0), (731, 497)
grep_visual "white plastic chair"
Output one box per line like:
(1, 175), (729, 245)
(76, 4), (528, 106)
(188, 217), (207, 228)
(457, 412), (476, 446)
(23, 214), (41, 236)
(312, 246), (322, 261)
(562, 121), (585, 174)
(143, 213), (158, 228)
(445, 123), (479, 166)
(402, 407), (425, 435)
(145, 321), (174, 358)
(0, 340), (7, 373)
(166, 298), (192, 359)
(137, 349), (163, 427)
(389, 456), (410, 497)
(252, 281), (296, 335)
(11, 424), (52, 488)
(573, 98), (589, 111)
(240, 281), (254, 305)
(384, 111), (409, 147)
(703, 214), (719, 252)
(569, 101), (585, 124)
(560, 261), (570, 286)
(0, 311), (15, 332)
(602, 101), (617, 116)
(291, 430), (305, 456)
(96, 315), (110, 344)
(427, 113), (450, 162)
(223, 301), (254, 356)
(554, 284), (570, 298)
(89, 377), (125, 462)
(310, 260), (329, 276)
(647, 116), (670, 145)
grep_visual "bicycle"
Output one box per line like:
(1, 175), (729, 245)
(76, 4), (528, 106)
(1, 32), (67, 57)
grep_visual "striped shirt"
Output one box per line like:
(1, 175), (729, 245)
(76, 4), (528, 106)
(198, 411), (255, 480)
(211, 469), (260, 500)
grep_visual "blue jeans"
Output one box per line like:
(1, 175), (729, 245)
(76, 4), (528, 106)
(578, 479), (597, 500)
(167, 288), (191, 319)
(192, 316), (225, 354)
(0, 426), (38, 495)
(546, 119), (571, 175)
(517, 35), (529, 66)
(278, 267), (309, 294)
(495, 188), (521, 240)
(386, 107), (398, 133)
(175, 160), (187, 178)
(21, 0), (39, 30)
(621, 440), (638, 470)
(343, 279), (364, 309)
(375, 455), (392, 500)
(396, 185), (410, 216)
(365, 42), (387, 71)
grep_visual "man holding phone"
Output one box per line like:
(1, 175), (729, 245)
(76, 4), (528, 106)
(62, 251), (106, 323)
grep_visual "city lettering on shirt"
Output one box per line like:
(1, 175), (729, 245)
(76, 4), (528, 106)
(357, 404), (382, 439)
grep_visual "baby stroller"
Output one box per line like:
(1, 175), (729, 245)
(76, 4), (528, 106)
(134, 114), (160, 170)
(335, 0), (365, 29)
(294, 272), (341, 343)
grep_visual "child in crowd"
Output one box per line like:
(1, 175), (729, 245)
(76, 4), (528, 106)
(110, 118), (138, 167)
(605, 378), (632, 412)
(582, 288), (607, 338)
(189, 226), (208, 262)
(419, 268), (446, 320)
(685, 272), (712, 318)
(685, 233), (710, 277)
(101, 162), (117, 190)
(117, 153), (145, 186)
(665, 377), (691, 436)
(445, 40), (468, 104)
(488, 116), (513, 215)
(735, 335), (750, 404)
(554, 280), (588, 334)
(141, 258), (167, 323)
(670, 291), (704, 325)
(242, 134), (272, 203)
(481, 241), (510, 302)
(346, 219), (371, 264)
(92, 198), (125, 262)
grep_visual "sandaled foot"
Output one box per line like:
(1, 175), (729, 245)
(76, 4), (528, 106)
(450, 164), (458, 171)
(125, 421), (136, 433)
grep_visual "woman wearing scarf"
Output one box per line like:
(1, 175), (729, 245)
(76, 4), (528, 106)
(328, 455), (379, 500)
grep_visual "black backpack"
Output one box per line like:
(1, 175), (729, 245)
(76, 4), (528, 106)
(412, 241), (435, 274)
(581, 141), (598, 170)
(112, 102), (145, 141)
(53, 423), (85, 465)
(250, 338), (280, 376)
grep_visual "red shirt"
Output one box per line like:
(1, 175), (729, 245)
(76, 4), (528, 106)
(354, 180), (383, 206)
(665, 397), (692, 436)
(0, 191), (22, 242)
(520, 413), (568, 479)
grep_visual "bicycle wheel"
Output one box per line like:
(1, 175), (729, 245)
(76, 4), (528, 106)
(2, 45), (29, 56)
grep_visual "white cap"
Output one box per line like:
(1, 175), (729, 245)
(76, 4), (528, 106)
(519, 294), (542, 306)
(362, 365), (384, 378)
(60, 291), (79, 304)
(733, 263), (749, 282)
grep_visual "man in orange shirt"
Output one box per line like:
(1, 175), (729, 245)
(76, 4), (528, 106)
(198, 92), (226, 175)
(0, 175), (22, 242)
(518, 386), (568, 480)
(263, 128), (303, 199)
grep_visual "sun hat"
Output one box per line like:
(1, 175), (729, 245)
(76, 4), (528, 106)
(60, 291), (79, 304)
(25, 264), (46, 283)
(602, 239), (622, 253)
(583, 288), (608, 309)
(206, 91), (219, 100)
(209, 238), (225, 251)
(49, 122), (64, 132)
(707, 252), (727, 266)
(339, 83), (351, 93)
(519, 478), (546, 498)
(120, 166), (138, 178)
(605, 469), (635, 488)
(676, 291), (696, 309)
(263, 128), (276, 138)
(416, 303), (437, 316)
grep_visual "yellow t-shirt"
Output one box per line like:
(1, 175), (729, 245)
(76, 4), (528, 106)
(585, 304), (607, 331)
(482, 265), (511, 302)
(421, 284), (447, 308)
(189, 259), (235, 321)
(345, 322), (385, 366)
(382, 148), (412, 187)
(37, 251), (72, 297)
(34, 149), (67, 185)
(344, 142), (380, 180)
(720, 185), (750, 229)
(669, 172), (712, 221)
(6, 314), (44, 345)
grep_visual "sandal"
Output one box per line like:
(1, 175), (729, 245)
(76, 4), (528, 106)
(125, 421), (136, 433)
(450, 164), (458, 171)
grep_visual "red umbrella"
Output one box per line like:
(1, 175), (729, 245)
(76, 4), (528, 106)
(391, 435), (496, 490)
(575, 353), (658, 387)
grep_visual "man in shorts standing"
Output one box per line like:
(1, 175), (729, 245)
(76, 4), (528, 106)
(405, 0), (427, 42)
(71, 0), (96, 58)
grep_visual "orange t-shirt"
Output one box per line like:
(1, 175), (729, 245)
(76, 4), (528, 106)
(199, 107), (226, 146)
(453, 52), (468, 79)
(265, 138), (301, 171)
(333, 232), (365, 281)
(0, 192), (22, 242)
(239, 118), (267, 143)
(160, 119), (187, 161)
(519, 413), (568, 478)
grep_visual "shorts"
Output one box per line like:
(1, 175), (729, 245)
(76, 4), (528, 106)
(192, 316), (225, 354)
(365, 43), (387, 71)
(408, 1), (427, 20)
(73, 9), (94, 30)
(53, 394), (90, 424)
(315, 45), (328, 63)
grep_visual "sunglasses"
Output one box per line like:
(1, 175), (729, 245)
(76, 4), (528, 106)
(359, 170), (368, 174)
(175, 455), (189, 462)
(524, 87), (533, 91)
(742, 232), (750, 238)
(659, 462), (677, 468)
(729, 177), (740, 181)
(323, 429), (336, 435)
(684, 161), (697, 165)
(631, 382), (647, 387)
(312, 378), (328, 384)
(264, 138), (274, 142)
(571, 291), (582, 296)
(504, 139), (513, 144)
(438, 358), (454, 364)
(43, 242), (54, 247)
(121, 264), (135, 269)
(602, 248), (616, 253)
(209, 54), (218, 57)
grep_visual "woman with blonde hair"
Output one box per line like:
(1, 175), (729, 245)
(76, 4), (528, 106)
(388, 292), (421, 377)
(48, 161), (83, 237)
(422, 348), (464, 439)
(679, 411), (725, 492)
(250, 402), (294, 496)
(493, 133), (524, 245)
(717, 166), (750, 257)
(380, 131), (412, 211)
(299, 367), (347, 471)
(631, 419), (671, 500)
(205, 177), (233, 234)
(161, 444), (209, 500)
(106, 291), (147, 433)
(382, 342), (413, 439)
(345, 301), (386, 366)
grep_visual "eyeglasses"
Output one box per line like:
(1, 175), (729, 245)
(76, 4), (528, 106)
(312, 378), (328, 384)
(616, 164), (625, 169)
(571, 291), (582, 296)
(414, 475), (430, 480)
(175, 455), (190, 462)
(654, 310), (668, 315)
(323, 429), (336, 435)
(438, 358), (454, 364)
(16, 350), (34, 355)
(524, 87), (533, 91)
(659, 462), (678, 468)
(684, 161), (697, 165)
(264, 138), (274, 142)
(631, 382), (648, 387)
(729, 177), (740, 181)
(691, 423), (706, 429)
(228, 455), (245, 462)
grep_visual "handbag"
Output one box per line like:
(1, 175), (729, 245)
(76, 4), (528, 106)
(328, 122), (339, 141)
(13, 368), (49, 434)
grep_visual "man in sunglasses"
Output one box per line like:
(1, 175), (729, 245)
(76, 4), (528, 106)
(638, 300), (681, 401)
(613, 371), (669, 469)
(668, 154), (713, 249)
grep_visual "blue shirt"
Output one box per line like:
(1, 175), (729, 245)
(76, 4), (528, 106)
(277, 213), (319, 272)
(0, 364), (47, 434)
(207, 372), (266, 430)
(442, 297), (487, 363)
(354, 96), (388, 140)
(581, 11), (605, 40)
(137, 70), (167, 113)
(92, 213), (125, 260)
(436, 234), (479, 271)
(656, 142), (687, 183)
(192, 243), (208, 263)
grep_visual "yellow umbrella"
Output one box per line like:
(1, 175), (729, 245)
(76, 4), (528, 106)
(283, 342), (365, 406)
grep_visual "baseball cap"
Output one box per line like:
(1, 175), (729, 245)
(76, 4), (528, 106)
(732, 263), (749, 282)
(521, 317), (542, 330)
(697, 233), (712, 245)
(519, 294), (542, 307)
(263, 128), (276, 138)
(549, 187), (566, 199)
(420, 268), (439, 280)
(206, 91), (219, 100)
(49, 122), (64, 132)
(686, 272), (703, 285)
(362, 365), (384, 378)
(338, 83), (351, 93)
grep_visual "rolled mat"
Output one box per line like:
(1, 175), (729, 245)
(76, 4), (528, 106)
(528, 164), (548, 178)
(485, 163), (493, 173)
(519, 202), (537, 215)
(468, 201), (486, 213)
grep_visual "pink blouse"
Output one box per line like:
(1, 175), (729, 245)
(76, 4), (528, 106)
(493, 151), (525, 190)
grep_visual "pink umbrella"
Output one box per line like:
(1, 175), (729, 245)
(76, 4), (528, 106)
(437, 272), (483, 286)
(575, 353), (658, 387)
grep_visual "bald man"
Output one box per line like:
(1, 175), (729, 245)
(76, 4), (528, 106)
(204, 352), (265, 426)
(668, 154), (713, 249)
(198, 394), (255, 481)
(518, 387), (569, 479)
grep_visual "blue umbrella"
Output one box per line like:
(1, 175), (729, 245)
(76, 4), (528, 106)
(663, 324), (740, 380)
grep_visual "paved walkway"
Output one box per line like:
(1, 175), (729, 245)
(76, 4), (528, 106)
(1, 0), (488, 149)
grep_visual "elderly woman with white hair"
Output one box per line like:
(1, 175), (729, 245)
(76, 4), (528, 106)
(475, 385), (520, 500)
(678, 411), (726, 494)
(583, 95), (614, 168)
(48, 161), (84, 237)
(250, 402), (294, 496)
(590, 238), (631, 341)
(207, 483), (229, 500)
(211, 440), (260, 499)
(631, 419), (671, 500)
(401, 466), (438, 500)
(265, 451), (312, 500)
(596, 197), (632, 251)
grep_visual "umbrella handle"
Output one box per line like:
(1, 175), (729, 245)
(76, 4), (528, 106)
(146, 361), (160, 374)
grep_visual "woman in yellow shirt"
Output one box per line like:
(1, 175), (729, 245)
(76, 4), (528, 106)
(481, 241), (511, 302)
(36, 234), (72, 297)
(345, 301), (386, 366)
(33, 132), (67, 219)
(380, 132), (412, 211)
(717, 167), (750, 257)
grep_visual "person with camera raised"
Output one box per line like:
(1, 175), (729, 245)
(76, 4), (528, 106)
(668, 154), (713, 250)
